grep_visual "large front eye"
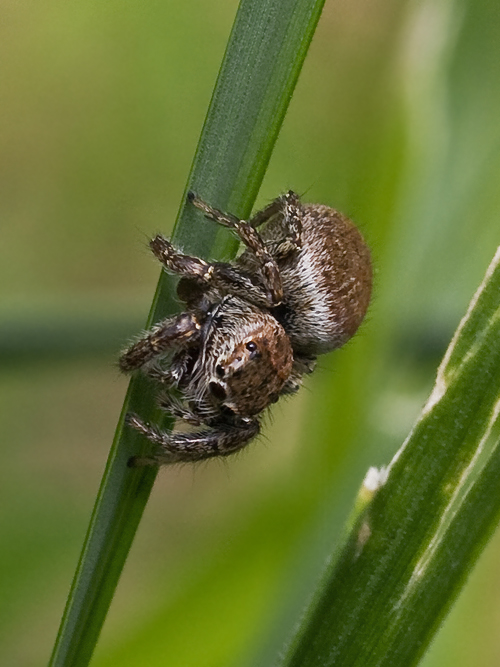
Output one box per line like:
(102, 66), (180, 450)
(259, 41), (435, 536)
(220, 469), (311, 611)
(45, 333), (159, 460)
(245, 341), (259, 358)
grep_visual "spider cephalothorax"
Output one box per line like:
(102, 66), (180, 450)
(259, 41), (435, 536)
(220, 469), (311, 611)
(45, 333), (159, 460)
(120, 191), (372, 465)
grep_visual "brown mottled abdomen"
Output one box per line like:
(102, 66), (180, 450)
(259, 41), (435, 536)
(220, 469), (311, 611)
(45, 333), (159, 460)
(270, 204), (372, 356)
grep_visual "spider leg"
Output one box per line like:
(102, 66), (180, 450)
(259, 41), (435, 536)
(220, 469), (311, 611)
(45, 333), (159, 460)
(282, 191), (302, 244)
(249, 190), (300, 231)
(144, 364), (178, 387)
(149, 235), (214, 281)
(151, 234), (278, 308)
(143, 349), (192, 387)
(119, 313), (200, 372)
(281, 355), (317, 395)
(157, 393), (203, 426)
(247, 196), (284, 228)
(188, 192), (283, 305)
(252, 191), (303, 257)
(126, 413), (260, 465)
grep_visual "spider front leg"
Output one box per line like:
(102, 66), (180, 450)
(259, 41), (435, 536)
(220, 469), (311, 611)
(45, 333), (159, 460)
(126, 414), (260, 465)
(119, 312), (200, 372)
(188, 192), (283, 305)
(144, 348), (194, 388)
(157, 393), (203, 425)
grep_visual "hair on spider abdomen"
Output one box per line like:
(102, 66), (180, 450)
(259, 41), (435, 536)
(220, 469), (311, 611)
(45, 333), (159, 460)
(238, 203), (372, 356)
(120, 191), (372, 465)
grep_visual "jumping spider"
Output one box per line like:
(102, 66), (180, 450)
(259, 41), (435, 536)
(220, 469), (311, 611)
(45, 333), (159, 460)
(120, 191), (372, 465)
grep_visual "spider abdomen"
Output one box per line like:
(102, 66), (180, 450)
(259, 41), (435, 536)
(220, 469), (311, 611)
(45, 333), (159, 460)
(268, 204), (372, 356)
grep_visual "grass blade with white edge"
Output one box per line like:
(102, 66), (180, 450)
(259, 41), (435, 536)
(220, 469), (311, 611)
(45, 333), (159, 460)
(280, 246), (500, 666)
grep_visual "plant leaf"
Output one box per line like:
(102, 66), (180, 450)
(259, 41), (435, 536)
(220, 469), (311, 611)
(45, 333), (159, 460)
(280, 247), (500, 666)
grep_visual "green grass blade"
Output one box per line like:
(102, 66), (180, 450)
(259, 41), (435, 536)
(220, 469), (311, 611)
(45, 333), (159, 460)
(280, 247), (500, 666)
(48, 1), (326, 666)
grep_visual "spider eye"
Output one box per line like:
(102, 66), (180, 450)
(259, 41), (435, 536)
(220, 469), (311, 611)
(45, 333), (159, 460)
(209, 381), (227, 401)
(245, 340), (260, 359)
(215, 364), (225, 378)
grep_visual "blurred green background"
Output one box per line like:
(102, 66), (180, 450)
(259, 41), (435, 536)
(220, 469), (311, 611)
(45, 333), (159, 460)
(2, 0), (500, 665)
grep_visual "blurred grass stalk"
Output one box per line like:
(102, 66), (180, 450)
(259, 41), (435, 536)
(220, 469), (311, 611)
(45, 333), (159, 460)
(48, 0), (326, 666)
(278, 247), (500, 666)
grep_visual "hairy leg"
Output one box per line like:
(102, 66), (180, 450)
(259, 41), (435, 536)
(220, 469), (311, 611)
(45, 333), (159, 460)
(275, 190), (303, 255)
(247, 190), (303, 258)
(157, 393), (203, 425)
(150, 234), (279, 308)
(280, 355), (317, 395)
(149, 235), (213, 281)
(119, 313), (200, 372)
(143, 350), (193, 387)
(188, 192), (283, 304)
(126, 413), (260, 465)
